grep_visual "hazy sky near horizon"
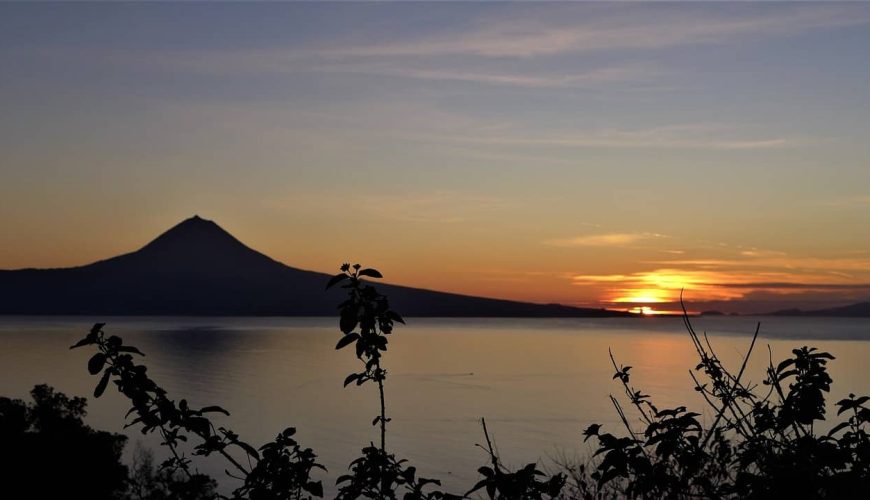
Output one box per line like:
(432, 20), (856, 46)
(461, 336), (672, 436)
(2, 2), (870, 313)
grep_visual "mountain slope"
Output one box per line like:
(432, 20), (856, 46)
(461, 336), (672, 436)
(0, 216), (629, 317)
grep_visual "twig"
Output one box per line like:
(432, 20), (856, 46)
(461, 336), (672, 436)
(700, 323), (760, 448)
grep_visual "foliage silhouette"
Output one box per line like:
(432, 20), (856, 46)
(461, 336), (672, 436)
(328, 263), (461, 499)
(577, 300), (870, 498)
(0, 384), (129, 499)
(466, 418), (566, 499)
(71, 324), (324, 499)
(125, 445), (219, 500)
(327, 263), (566, 500)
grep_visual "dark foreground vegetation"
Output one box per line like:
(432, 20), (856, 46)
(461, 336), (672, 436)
(3, 264), (870, 498)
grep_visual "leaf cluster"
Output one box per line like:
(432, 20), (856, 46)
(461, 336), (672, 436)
(468, 419), (566, 500)
(71, 323), (324, 499)
(581, 308), (870, 499)
(328, 263), (403, 389)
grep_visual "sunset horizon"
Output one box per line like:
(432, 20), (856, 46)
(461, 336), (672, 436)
(4, 3), (870, 316)
(2, 212), (867, 316)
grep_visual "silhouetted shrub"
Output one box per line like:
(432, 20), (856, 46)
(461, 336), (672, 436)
(579, 309), (870, 499)
(125, 445), (218, 500)
(327, 264), (565, 500)
(71, 324), (324, 499)
(0, 384), (128, 499)
(328, 263), (462, 499)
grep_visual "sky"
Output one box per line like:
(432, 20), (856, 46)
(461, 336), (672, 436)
(2, 2), (870, 314)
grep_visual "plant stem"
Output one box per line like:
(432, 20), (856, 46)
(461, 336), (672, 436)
(159, 427), (193, 479)
(378, 376), (386, 453)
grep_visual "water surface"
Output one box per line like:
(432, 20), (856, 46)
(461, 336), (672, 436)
(2, 316), (869, 494)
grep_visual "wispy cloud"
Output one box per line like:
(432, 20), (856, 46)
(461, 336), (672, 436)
(310, 62), (656, 88)
(409, 123), (796, 151)
(314, 5), (869, 59)
(648, 257), (870, 273)
(711, 282), (870, 290)
(544, 232), (666, 248)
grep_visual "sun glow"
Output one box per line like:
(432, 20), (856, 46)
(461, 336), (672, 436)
(631, 306), (670, 315)
(611, 288), (672, 304)
(591, 269), (749, 305)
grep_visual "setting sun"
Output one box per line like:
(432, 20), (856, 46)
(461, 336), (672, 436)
(631, 306), (671, 315)
(611, 286), (674, 304)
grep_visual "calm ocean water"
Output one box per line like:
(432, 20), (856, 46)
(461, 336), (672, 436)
(2, 315), (869, 495)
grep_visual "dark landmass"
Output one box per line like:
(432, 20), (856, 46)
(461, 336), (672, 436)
(0, 216), (632, 317)
(769, 302), (870, 318)
(700, 310), (725, 316)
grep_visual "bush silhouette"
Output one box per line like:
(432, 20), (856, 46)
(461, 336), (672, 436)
(70, 323), (324, 499)
(0, 384), (219, 499)
(0, 384), (128, 499)
(125, 445), (218, 500)
(576, 308), (870, 499)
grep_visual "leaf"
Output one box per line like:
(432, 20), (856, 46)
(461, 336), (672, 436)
(335, 333), (360, 350)
(88, 353), (107, 375)
(187, 417), (212, 437)
(343, 373), (360, 387)
(116, 346), (145, 356)
(201, 406), (230, 416)
(232, 440), (260, 460)
(340, 308), (358, 334)
(358, 268), (383, 279)
(466, 479), (488, 496)
(837, 399), (855, 415)
(583, 424), (601, 441)
(90, 323), (106, 334)
(776, 358), (796, 373)
(94, 370), (111, 398)
(70, 336), (94, 349)
(326, 273), (349, 290)
(828, 421), (851, 436)
(387, 310), (405, 324)
(306, 481), (323, 498)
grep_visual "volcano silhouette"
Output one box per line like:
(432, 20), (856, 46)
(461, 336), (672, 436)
(0, 216), (629, 317)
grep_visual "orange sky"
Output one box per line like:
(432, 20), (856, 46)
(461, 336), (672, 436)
(2, 3), (870, 314)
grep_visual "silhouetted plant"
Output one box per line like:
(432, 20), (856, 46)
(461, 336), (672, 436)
(71, 324), (324, 499)
(580, 300), (870, 498)
(466, 418), (566, 500)
(327, 263), (566, 500)
(126, 445), (218, 500)
(0, 384), (129, 499)
(327, 263), (460, 499)
(327, 263), (400, 455)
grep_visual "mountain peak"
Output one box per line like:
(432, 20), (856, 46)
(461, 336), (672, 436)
(139, 216), (248, 256)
